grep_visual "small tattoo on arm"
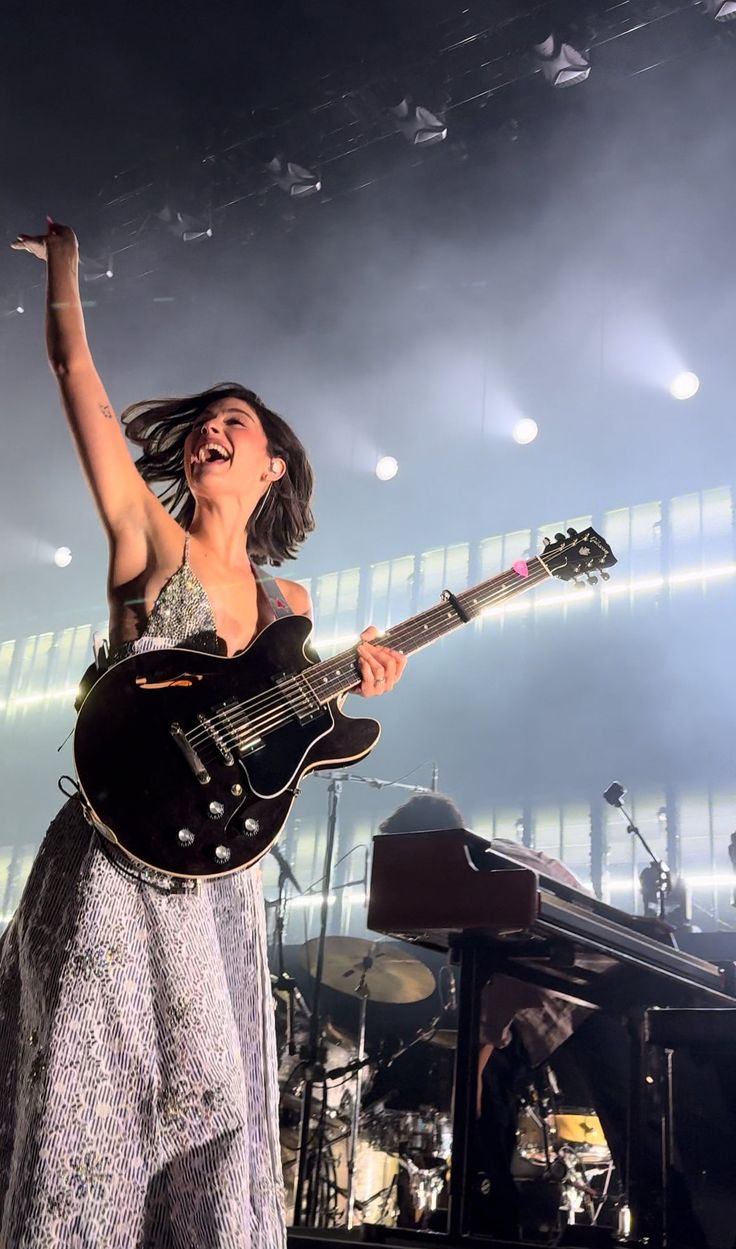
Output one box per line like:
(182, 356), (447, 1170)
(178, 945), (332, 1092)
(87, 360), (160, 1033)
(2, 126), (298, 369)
(99, 404), (114, 420)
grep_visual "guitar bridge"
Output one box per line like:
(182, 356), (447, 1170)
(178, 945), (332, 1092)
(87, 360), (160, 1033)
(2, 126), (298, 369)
(198, 712), (234, 765)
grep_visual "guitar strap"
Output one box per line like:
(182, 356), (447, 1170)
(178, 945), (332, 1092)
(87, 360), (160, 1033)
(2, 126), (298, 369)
(182, 531), (295, 622)
(252, 563), (296, 621)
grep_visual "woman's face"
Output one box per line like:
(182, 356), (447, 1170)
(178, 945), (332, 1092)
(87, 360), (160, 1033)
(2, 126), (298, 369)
(183, 397), (278, 504)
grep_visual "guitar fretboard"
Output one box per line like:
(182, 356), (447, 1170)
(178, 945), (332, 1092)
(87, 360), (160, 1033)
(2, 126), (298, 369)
(300, 554), (552, 705)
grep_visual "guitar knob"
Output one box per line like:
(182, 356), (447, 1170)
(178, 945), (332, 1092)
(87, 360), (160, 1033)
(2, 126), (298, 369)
(244, 817), (260, 834)
(214, 844), (231, 863)
(208, 801), (225, 819)
(177, 828), (195, 846)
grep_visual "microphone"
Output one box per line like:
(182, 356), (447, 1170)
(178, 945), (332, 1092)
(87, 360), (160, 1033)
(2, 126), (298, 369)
(603, 781), (626, 808)
(270, 844), (303, 894)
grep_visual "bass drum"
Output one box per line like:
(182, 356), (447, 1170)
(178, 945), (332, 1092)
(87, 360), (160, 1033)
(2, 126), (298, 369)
(515, 1105), (610, 1166)
(345, 1142), (401, 1227)
(553, 1109), (610, 1164)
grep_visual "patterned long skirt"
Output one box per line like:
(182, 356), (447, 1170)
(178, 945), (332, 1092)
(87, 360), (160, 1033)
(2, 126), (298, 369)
(0, 799), (285, 1248)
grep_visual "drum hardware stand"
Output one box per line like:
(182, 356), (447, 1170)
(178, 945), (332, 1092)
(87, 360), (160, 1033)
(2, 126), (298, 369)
(293, 774), (343, 1227)
(604, 782), (671, 920)
(270, 844), (307, 1056)
(346, 949), (373, 1229)
(293, 766), (436, 1228)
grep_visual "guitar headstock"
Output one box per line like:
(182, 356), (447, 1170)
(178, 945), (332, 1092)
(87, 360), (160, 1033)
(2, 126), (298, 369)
(540, 527), (617, 585)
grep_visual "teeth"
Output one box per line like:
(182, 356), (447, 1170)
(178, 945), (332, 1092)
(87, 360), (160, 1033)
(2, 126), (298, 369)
(193, 442), (231, 465)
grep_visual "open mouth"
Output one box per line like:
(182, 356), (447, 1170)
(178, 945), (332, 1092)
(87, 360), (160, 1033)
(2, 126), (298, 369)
(191, 441), (232, 466)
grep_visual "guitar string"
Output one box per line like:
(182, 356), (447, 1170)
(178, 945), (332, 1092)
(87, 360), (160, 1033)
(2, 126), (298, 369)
(184, 559), (551, 751)
(186, 558), (556, 756)
(182, 531), (608, 754)
(189, 532), (612, 753)
(186, 558), (558, 753)
(185, 556), (566, 757)
(182, 564), (544, 749)
(183, 535), (601, 753)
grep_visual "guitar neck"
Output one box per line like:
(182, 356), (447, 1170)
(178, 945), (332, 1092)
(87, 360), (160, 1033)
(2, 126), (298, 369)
(304, 554), (552, 705)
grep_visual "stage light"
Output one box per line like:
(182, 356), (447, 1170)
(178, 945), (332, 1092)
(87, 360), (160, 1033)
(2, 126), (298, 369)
(375, 455), (399, 481)
(391, 98), (447, 146)
(512, 418), (539, 445)
(53, 546), (72, 568)
(704, 0), (736, 18)
(2, 295), (24, 317)
(533, 35), (591, 87)
(669, 371), (700, 400)
(157, 206), (213, 242)
(267, 157), (321, 198)
(81, 255), (114, 283)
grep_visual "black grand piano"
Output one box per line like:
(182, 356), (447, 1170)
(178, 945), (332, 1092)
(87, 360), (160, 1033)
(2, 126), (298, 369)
(367, 828), (736, 1248)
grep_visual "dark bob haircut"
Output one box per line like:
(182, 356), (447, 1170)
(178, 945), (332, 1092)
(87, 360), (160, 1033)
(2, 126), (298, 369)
(378, 792), (465, 836)
(121, 383), (315, 566)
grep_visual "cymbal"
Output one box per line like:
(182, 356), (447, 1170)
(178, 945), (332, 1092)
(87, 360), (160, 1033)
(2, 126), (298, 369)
(301, 937), (435, 1005)
(429, 1028), (457, 1051)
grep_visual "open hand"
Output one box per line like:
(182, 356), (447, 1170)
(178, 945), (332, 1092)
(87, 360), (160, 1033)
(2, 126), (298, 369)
(355, 626), (407, 697)
(10, 220), (78, 263)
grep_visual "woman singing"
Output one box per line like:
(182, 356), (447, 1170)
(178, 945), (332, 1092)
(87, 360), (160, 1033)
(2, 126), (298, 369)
(0, 220), (407, 1248)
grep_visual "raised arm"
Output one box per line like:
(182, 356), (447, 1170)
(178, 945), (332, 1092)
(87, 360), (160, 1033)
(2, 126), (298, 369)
(11, 222), (152, 540)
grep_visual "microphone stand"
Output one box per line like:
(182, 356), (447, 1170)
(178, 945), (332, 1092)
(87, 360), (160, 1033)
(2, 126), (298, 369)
(603, 782), (671, 921)
(292, 765), (436, 1228)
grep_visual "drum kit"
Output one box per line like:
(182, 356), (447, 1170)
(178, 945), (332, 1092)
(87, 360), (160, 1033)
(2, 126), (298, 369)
(274, 934), (617, 1239)
(274, 935), (455, 1231)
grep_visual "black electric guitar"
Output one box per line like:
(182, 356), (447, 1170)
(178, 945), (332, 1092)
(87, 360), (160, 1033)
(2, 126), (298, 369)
(74, 527), (616, 878)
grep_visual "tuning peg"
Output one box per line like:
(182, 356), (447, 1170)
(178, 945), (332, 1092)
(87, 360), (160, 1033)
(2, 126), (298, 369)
(586, 574), (598, 586)
(554, 532), (566, 542)
(567, 527), (578, 537)
(543, 536), (551, 547)
(601, 571), (610, 582)
(575, 578), (586, 590)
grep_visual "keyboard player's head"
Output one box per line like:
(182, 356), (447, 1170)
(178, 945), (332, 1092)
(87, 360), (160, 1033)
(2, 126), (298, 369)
(378, 792), (465, 836)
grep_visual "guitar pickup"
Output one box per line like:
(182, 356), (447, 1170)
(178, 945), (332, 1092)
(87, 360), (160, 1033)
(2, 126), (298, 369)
(207, 699), (264, 759)
(275, 673), (323, 725)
